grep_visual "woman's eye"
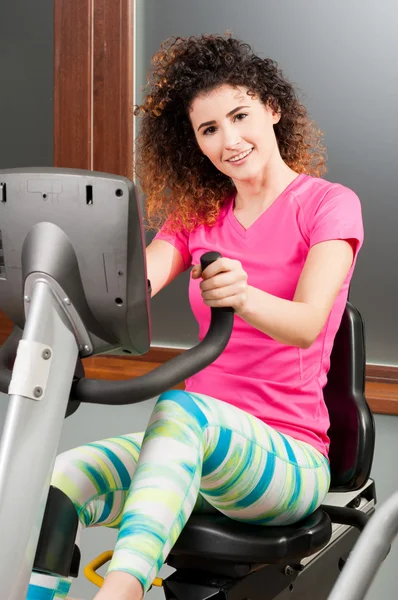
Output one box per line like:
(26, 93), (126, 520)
(234, 113), (248, 121)
(203, 126), (216, 135)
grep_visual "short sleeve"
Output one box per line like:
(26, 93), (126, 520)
(307, 185), (364, 257)
(154, 220), (192, 270)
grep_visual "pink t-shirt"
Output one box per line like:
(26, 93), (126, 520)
(154, 174), (364, 457)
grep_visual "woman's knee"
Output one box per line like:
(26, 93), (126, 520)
(50, 434), (143, 511)
(155, 390), (208, 424)
(50, 445), (94, 508)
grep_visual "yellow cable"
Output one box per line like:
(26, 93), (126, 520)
(84, 551), (114, 587)
(84, 551), (163, 588)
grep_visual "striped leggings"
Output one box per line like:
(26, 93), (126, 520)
(27, 390), (330, 598)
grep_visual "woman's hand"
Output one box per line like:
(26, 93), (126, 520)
(191, 257), (249, 314)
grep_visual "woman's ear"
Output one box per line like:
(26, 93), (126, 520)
(266, 99), (281, 124)
(271, 108), (281, 125)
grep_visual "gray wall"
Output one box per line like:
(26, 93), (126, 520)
(1, 0), (398, 599)
(137, 0), (398, 366)
(0, 0), (53, 169)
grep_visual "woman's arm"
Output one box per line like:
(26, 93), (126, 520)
(145, 239), (186, 297)
(193, 239), (355, 349)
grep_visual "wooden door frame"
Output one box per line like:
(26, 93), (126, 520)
(54, 0), (134, 178)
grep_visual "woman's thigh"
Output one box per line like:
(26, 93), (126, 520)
(179, 392), (331, 525)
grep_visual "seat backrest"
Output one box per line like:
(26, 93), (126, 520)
(324, 301), (375, 492)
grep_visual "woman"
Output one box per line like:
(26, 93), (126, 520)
(28, 33), (363, 600)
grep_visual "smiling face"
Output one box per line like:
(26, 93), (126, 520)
(189, 85), (281, 184)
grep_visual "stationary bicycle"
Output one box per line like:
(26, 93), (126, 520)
(0, 168), (376, 599)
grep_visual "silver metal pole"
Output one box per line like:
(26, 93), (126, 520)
(0, 280), (78, 600)
(328, 493), (398, 600)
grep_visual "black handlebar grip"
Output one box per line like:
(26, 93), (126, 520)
(200, 251), (222, 273)
(200, 251), (234, 315)
(72, 249), (234, 406)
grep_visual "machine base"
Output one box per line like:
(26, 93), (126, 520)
(163, 481), (376, 600)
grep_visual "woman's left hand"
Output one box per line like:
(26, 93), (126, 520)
(191, 257), (249, 314)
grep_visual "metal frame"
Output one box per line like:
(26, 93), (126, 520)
(328, 491), (397, 599)
(0, 278), (79, 599)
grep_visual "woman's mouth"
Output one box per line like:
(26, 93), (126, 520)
(226, 147), (254, 165)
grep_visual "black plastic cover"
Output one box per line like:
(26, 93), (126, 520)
(33, 486), (80, 578)
(170, 509), (332, 564)
(0, 167), (151, 356)
(324, 302), (375, 491)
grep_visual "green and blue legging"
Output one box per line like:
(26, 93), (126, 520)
(27, 391), (330, 599)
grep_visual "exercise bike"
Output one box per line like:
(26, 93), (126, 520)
(0, 168), (376, 599)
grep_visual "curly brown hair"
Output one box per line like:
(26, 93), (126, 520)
(134, 33), (327, 232)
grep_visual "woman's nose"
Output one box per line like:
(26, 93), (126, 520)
(222, 125), (241, 150)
